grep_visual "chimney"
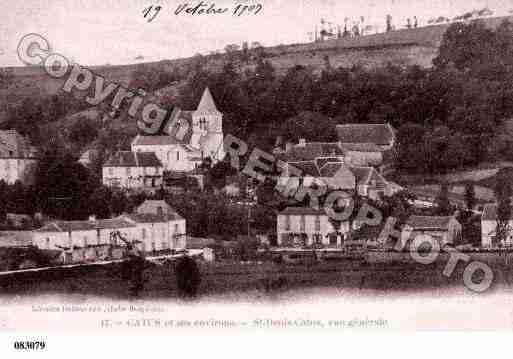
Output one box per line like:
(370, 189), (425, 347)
(298, 138), (306, 147)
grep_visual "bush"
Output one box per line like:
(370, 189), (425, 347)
(175, 256), (201, 298)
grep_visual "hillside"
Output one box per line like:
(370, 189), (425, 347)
(3, 15), (512, 102)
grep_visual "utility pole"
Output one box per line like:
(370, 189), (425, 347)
(246, 180), (252, 238)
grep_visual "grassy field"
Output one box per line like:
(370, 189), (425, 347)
(0, 258), (511, 300)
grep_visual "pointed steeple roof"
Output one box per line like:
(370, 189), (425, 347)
(195, 87), (221, 116)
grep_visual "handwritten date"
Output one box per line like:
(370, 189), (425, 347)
(143, 2), (263, 22)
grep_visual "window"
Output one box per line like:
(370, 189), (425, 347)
(83, 236), (88, 247)
(108, 168), (113, 176)
(284, 215), (291, 231)
(315, 216), (321, 231)
(162, 241), (169, 250)
(199, 118), (207, 130)
(143, 167), (147, 175)
(45, 237), (50, 249)
(157, 206), (163, 216)
(142, 228), (146, 239)
(126, 167), (131, 176)
(176, 151), (180, 161)
(151, 242), (156, 252)
(300, 215), (306, 232)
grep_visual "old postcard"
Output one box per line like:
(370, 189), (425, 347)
(1, 0), (513, 352)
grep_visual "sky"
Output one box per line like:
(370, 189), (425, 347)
(1, 0), (513, 66)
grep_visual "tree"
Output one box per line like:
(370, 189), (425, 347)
(381, 190), (415, 224)
(464, 183), (476, 210)
(129, 64), (178, 92)
(436, 183), (451, 215)
(67, 117), (99, 149)
(494, 169), (512, 246)
(0, 68), (13, 89)
(175, 256), (201, 298)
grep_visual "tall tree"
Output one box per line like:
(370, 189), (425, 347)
(464, 182), (476, 210)
(436, 182), (451, 215)
(494, 170), (512, 246)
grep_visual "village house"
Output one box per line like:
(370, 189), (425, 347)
(278, 159), (397, 201)
(336, 123), (396, 172)
(33, 217), (136, 263)
(131, 87), (225, 174)
(102, 151), (163, 189)
(400, 215), (462, 249)
(275, 136), (400, 199)
(78, 149), (100, 168)
(276, 207), (351, 248)
(32, 200), (186, 263)
(0, 129), (38, 185)
(481, 204), (513, 248)
(121, 200), (187, 252)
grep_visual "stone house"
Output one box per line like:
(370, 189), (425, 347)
(336, 123), (396, 171)
(481, 204), (513, 248)
(32, 200), (186, 263)
(276, 207), (350, 248)
(400, 215), (462, 249)
(102, 151), (163, 189)
(0, 129), (38, 185)
(278, 160), (397, 201)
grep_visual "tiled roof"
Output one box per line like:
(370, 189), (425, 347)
(0, 231), (33, 247)
(125, 212), (183, 223)
(405, 216), (453, 230)
(285, 161), (379, 188)
(0, 130), (36, 158)
(136, 200), (182, 218)
(96, 218), (137, 229)
(341, 143), (384, 152)
(36, 217), (136, 232)
(103, 151), (162, 167)
(132, 135), (186, 146)
(37, 221), (97, 232)
(316, 157), (343, 169)
(279, 207), (327, 216)
(288, 161), (320, 177)
(336, 124), (395, 145)
(280, 142), (344, 162)
(319, 162), (344, 177)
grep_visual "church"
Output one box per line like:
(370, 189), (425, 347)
(103, 87), (225, 189)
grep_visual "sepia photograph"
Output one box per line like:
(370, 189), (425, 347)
(1, 0), (513, 351)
